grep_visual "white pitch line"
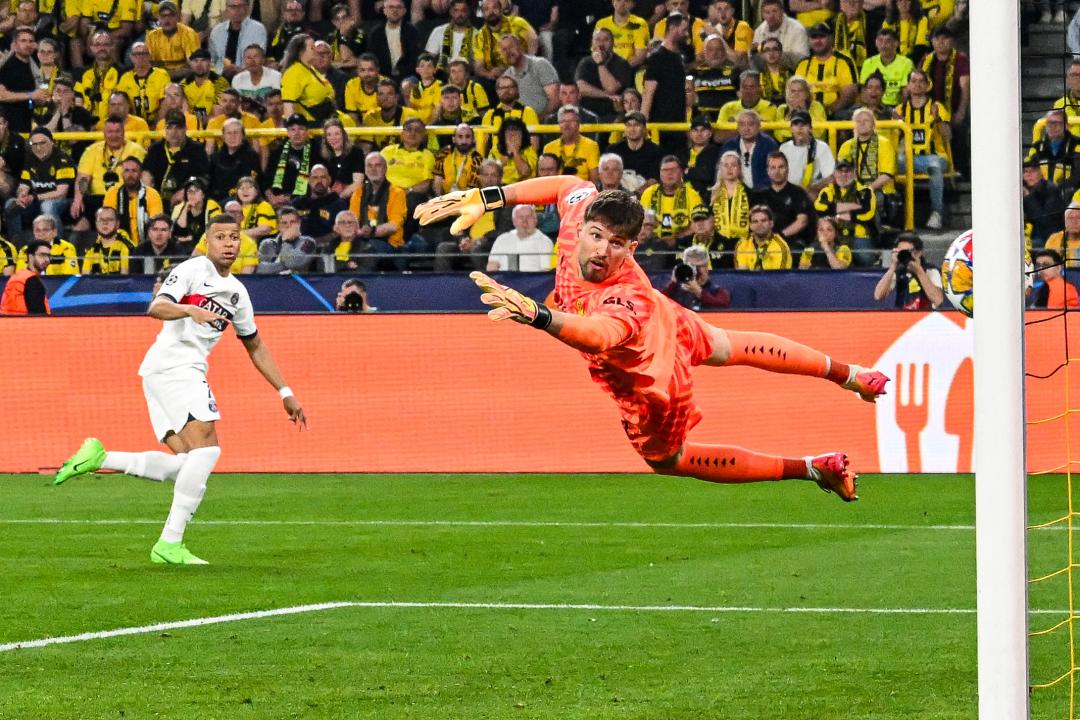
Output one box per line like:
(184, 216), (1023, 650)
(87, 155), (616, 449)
(2, 600), (1068, 654)
(0, 518), (981, 531)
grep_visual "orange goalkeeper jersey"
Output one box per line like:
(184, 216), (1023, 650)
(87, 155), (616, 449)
(551, 181), (715, 455)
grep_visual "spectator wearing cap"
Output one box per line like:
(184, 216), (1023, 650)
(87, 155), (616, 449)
(71, 115), (145, 231)
(103, 155), (164, 249)
(143, 109), (210, 205)
(691, 34), (739, 119)
(796, 22), (859, 117)
(575, 27), (635, 122)
(720, 109), (778, 191)
(753, 151), (815, 251)
(814, 157), (877, 265)
(859, 27), (913, 109)
(663, 244), (732, 311)
(753, 0), (810, 68)
(678, 115), (722, 198)
(146, 1), (202, 79)
(837, 108), (899, 226)
(734, 205), (793, 270)
(640, 155), (703, 244)
(921, 25), (969, 176)
(265, 113), (318, 201)
(208, 117), (261, 203)
(686, 203), (737, 270)
(232, 44), (282, 103)
(716, 71), (780, 144)
(543, 105), (600, 185)
(182, 47), (230, 127)
(1023, 158), (1066, 247)
(500, 34), (559, 119)
(115, 43), (172, 126)
(778, 109), (835, 194)
(4, 127), (73, 243)
(642, 10), (689, 155)
(608, 111), (663, 191)
(204, 88), (262, 154)
(209, 0), (267, 77)
(170, 176), (223, 253)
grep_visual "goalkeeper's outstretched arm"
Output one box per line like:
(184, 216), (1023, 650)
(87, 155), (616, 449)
(470, 271), (632, 354)
(414, 176), (589, 234)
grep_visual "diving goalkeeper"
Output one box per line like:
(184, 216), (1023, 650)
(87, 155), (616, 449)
(415, 177), (889, 501)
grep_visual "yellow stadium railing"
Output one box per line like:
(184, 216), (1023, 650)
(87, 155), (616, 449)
(49, 118), (919, 230)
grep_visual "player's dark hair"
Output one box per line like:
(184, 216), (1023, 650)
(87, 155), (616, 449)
(584, 190), (644, 241)
(25, 240), (50, 257)
(767, 150), (788, 165)
(206, 213), (238, 234)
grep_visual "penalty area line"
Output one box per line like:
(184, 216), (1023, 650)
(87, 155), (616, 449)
(0, 601), (1069, 653)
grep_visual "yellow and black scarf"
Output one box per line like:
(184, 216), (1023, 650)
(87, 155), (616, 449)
(711, 181), (750, 238)
(922, 48), (957, 111)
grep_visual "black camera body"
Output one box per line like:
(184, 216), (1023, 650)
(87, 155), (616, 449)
(896, 249), (914, 266)
(341, 291), (366, 312)
(673, 262), (695, 283)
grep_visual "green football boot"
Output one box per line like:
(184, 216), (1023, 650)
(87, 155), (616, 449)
(150, 539), (209, 565)
(54, 438), (107, 485)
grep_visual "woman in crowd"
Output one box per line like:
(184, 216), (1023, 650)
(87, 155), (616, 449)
(710, 151), (752, 257)
(281, 33), (337, 123)
(170, 177), (222, 252)
(489, 118), (536, 185)
(799, 217), (854, 269)
(320, 117), (365, 198)
(775, 76), (827, 142)
(236, 176), (277, 240)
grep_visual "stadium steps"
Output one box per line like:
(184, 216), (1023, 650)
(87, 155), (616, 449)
(1022, 21), (1070, 144)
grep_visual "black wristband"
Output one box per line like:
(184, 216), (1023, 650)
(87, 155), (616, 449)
(530, 303), (552, 330)
(480, 185), (505, 210)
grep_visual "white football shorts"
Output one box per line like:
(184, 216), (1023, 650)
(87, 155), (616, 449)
(142, 368), (222, 441)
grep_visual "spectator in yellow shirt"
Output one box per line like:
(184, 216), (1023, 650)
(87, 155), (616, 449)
(543, 105), (600, 184)
(103, 156), (164, 248)
(72, 116), (146, 230)
(146, 1), (202, 78)
(204, 88), (262, 154)
(734, 205), (793, 270)
(116, 44), (172, 125)
(380, 117), (436, 231)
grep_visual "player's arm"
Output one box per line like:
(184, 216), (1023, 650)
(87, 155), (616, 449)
(468, 271), (632, 354)
(148, 295), (223, 324)
(240, 333), (307, 429)
(414, 176), (587, 233)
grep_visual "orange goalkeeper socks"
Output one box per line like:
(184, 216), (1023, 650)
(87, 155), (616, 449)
(721, 330), (850, 385)
(669, 443), (808, 484)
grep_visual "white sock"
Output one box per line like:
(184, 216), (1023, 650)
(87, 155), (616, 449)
(161, 446), (221, 544)
(102, 451), (187, 482)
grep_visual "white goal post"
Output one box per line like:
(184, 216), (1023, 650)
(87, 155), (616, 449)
(972, 2), (1029, 719)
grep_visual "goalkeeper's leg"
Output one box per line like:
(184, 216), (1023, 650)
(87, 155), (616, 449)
(646, 445), (858, 502)
(706, 327), (889, 403)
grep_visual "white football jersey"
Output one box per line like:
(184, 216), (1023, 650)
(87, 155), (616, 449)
(138, 256), (257, 377)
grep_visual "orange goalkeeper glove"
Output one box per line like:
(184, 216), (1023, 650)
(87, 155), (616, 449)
(414, 186), (506, 235)
(469, 271), (552, 329)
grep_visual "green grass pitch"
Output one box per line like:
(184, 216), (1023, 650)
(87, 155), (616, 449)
(0, 472), (1074, 719)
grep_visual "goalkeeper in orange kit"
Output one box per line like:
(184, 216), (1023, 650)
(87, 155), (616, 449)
(415, 177), (889, 501)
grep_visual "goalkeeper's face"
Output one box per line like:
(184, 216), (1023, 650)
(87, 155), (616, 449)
(577, 220), (637, 282)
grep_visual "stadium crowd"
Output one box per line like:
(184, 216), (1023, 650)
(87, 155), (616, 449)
(0, 0), (971, 282)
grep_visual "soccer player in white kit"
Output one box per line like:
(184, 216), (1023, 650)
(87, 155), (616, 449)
(55, 214), (307, 565)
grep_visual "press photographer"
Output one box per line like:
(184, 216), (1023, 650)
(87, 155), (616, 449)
(662, 245), (731, 312)
(335, 278), (377, 313)
(872, 233), (944, 310)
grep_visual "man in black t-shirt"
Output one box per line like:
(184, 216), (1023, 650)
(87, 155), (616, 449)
(642, 12), (689, 155)
(753, 151), (815, 251)
(608, 111), (664, 187)
(575, 28), (635, 121)
(0, 27), (47, 134)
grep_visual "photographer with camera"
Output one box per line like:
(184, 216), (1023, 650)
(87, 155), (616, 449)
(335, 278), (377, 313)
(662, 245), (732, 312)
(873, 232), (944, 310)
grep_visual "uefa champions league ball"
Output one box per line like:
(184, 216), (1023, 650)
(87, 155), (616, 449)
(942, 229), (973, 317)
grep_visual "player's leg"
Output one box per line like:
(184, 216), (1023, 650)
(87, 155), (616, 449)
(150, 420), (220, 565)
(645, 446), (858, 502)
(704, 326), (889, 402)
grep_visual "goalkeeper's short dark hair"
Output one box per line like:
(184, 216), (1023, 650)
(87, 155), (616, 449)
(584, 190), (644, 242)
